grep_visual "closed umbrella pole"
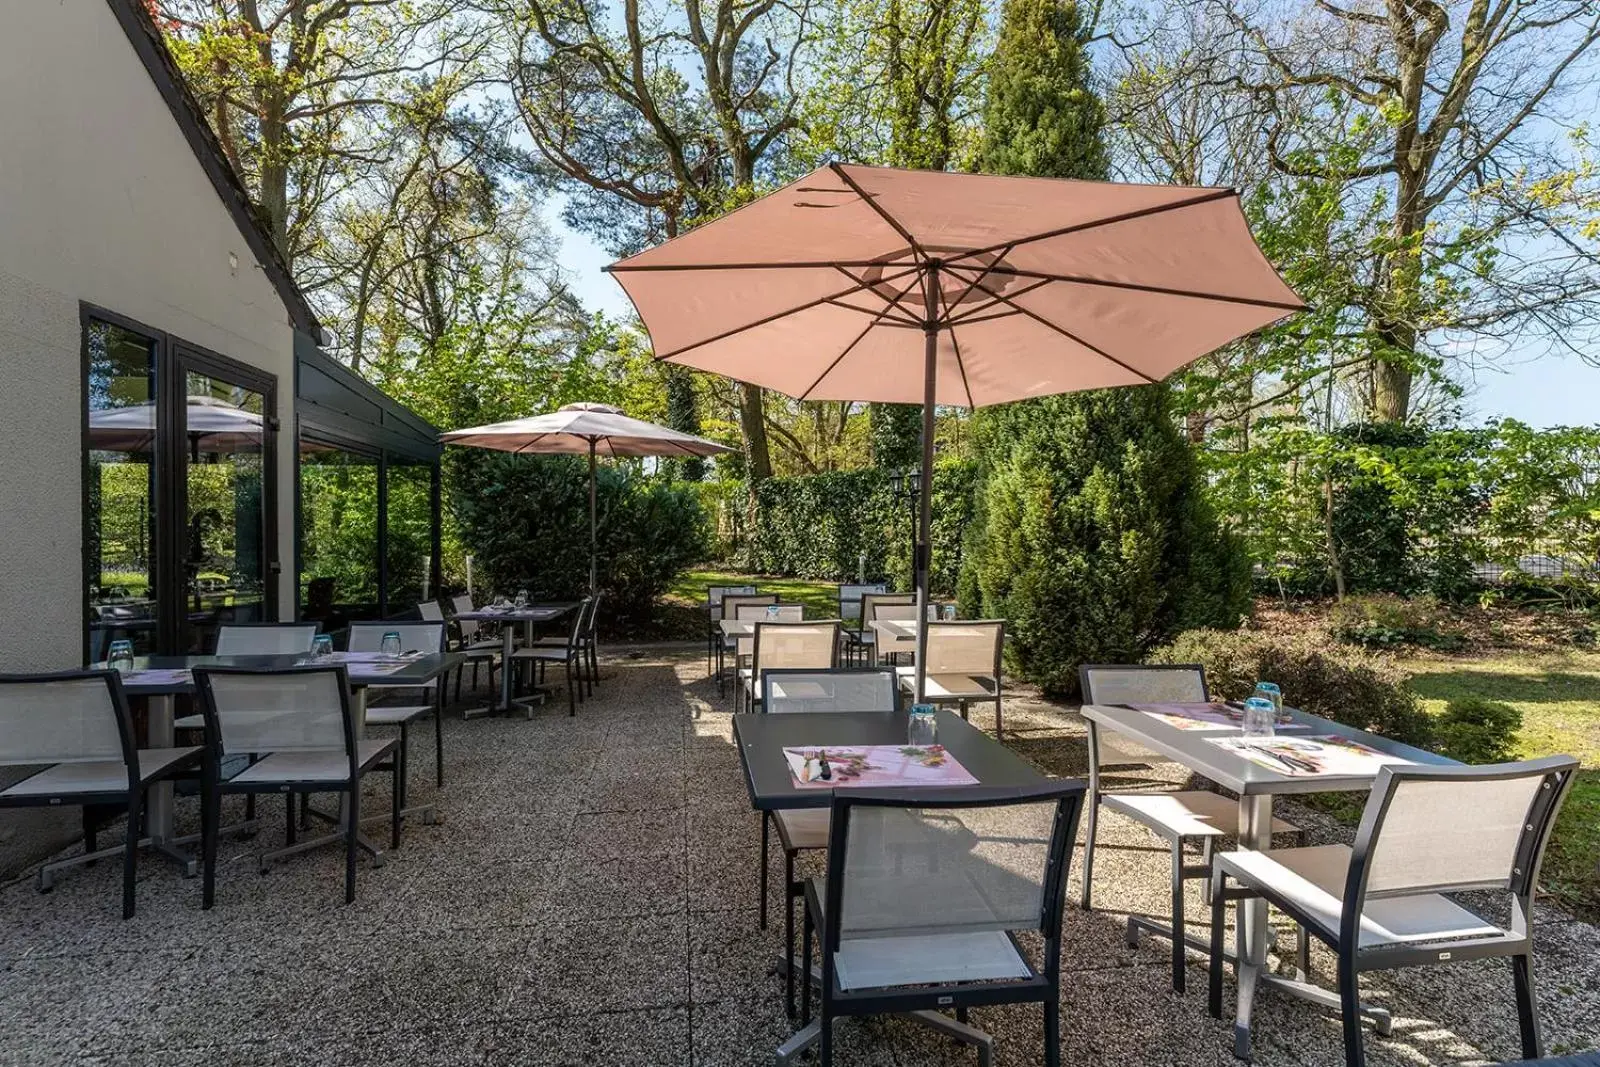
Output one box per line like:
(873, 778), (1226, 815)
(913, 264), (939, 704)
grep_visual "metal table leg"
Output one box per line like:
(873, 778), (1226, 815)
(1233, 793), (1273, 1061)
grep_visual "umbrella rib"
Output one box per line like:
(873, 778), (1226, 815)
(947, 323), (976, 408)
(945, 262), (1306, 312)
(961, 275), (1159, 385)
(605, 258), (914, 272)
(830, 163), (926, 265)
(797, 269), (927, 402)
(829, 266), (929, 327)
(648, 264), (922, 362)
(944, 278), (1053, 326)
(941, 244), (1015, 313)
(946, 188), (1239, 267)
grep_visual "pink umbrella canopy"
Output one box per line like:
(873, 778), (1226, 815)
(606, 164), (1303, 699)
(440, 403), (731, 591)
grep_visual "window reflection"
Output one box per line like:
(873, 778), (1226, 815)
(386, 461), (434, 611)
(85, 320), (159, 660)
(299, 443), (379, 631)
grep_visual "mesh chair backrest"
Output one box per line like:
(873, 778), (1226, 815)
(216, 624), (317, 656)
(347, 622), (446, 653)
(196, 668), (350, 756)
(708, 585), (758, 621)
(417, 601), (444, 622)
(0, 674), (128, 765)
(584, 594), (602, 635)
(722, 594), (778, 622)
(451, 595), (481, 639)
(922, 622), (1002, 675)
(735, 602), (803, 623)
(838, 584), (888, 623)
(1079, 665), (1207, 705)
(764, 669), (896, 713)
(754, 622), (840, 674)
(1359, 760), (1570, 895)
(836, 797), (1061, 939)
(862, 593), (917, 625)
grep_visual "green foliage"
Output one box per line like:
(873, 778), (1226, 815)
(665, 368), (707, 482)
(1434, 697), (1523, 764)
(742, 459), (976, 595)
(450, 453), (710, 622)
(869, 404), (923, 472)
(1154, 628), (1435, 748)
(964, 386), (1252, 696)
(977, 0), (1108, 180)
(1327, 594), (1465, 651)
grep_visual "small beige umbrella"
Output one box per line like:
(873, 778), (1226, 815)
(440, 402), (731, 591)
(606, 163), (1304, 701)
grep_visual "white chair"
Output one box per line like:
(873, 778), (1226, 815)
(707, 584), (757, 676)
(731, 602), (805, 706)
(449, 594), (502, 700)
(193, 665), (399, 906)
(797, 780), (1087, 1067)
(174, 624), (319, 731)
(1208, 755), (1580, 1066)
(0, 672), (200, 919)
(348, 622), (448, 797)
(1078, 663), (1302, 994)
(836, 583), (887, 664)
(737, 618), (839, 713)
(717, 593), (777, 696)
(895, 620), (1005, 738)
(758, 667), (898, 1015)
(859, 592), (917, 665)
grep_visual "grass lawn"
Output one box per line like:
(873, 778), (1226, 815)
(1400, 650), (1600, 920)
(665, 569), (839, 618)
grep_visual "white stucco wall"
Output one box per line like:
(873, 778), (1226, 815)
(0, 0), (299, 675)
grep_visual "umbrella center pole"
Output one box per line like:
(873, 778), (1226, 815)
(913, 261), (940, 706)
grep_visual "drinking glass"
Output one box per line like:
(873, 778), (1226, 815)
(766, 603), (781, 620)
(311, 634), (334, 660)
(1241, 696), (1277, 739)
(107, 639), (134, 675)
(940, 603), (957, 621)
(907, 703), (938, 746)
(1253, 681), (1283, 712)
(380, 631), (402, 657)
(514, 589), (529, 610)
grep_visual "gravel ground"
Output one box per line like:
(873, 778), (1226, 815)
(0, 646), (1595, 1066)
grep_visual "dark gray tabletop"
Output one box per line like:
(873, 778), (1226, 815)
(106, 653), (467, 695)
(1081, 702), (1455, 796)
(455, 603), (581, 624)
(733, 710), (1053, 811)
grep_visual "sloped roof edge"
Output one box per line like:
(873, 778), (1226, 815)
(106, 0), (322, 335)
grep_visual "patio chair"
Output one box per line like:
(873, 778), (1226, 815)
(508, 597), (590, 716)
(1078, 664), (1303, 994)
(737, 618), (839, 713)
(859, 592), (916, 666)
(837, 583), (887, 664)
(449, 594), (502, 700)
(348, 621), (448, 808)
(193, 665), (399, 906)
(895, 620), (1006, 739)
(528, 593), (603, 691)
(175, 623), (320, 729)
(797, 780), (1087, 1067)
(1207, 755), (1579, 1066)
(758, 667), (898, 1014)
(0, 671), (200, 919)
(707, 584), (757, 677)
(717, 593), (778, 696)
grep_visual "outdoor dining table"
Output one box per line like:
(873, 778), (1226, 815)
(733, 708), (1053, 1066)
(92, 651), (464, 880)
(1079, 700), (1456, 1055)
(453, 602), (581, 717)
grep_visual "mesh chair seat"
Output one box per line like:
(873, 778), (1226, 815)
(228, 739), (395, 785)
(894, 668), (996, 700)
(1, 747), (199, 797)
(510, 645), (577, 661)
(364, 704), (434, 726)
(774, 807), (831, 851)
(1217, 844), (1504, 949)
(1103, 790), (1298, 840)
(174, 713), (205, 730)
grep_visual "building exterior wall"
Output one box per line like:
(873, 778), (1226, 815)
(0, 2), (299, 872)
(0, 0), (299, 677)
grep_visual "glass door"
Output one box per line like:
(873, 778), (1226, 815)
(174, 352), (276, 654)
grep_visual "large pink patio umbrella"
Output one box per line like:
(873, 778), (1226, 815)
(605, 163), (1303, 702)
(440, 402), (731, 591)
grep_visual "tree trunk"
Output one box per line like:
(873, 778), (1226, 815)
(739, 382), (772, 481)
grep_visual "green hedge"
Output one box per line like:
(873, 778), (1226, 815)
(449, 452), (709, 622)
(741, 460), (976, 595)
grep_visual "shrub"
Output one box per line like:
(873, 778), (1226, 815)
(1327, 593), (1465, 651)
(964, 385), (1251, 697)
(449, 452), (709, 623)
(1433, 697), (1522, 764)
(1152, 628), (1435, 748)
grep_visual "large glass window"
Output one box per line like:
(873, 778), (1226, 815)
(299, 443), (380, 630)
(85, 319), (160, 659)
(385, 460), (435, 611)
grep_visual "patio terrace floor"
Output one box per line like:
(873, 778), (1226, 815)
(1, 646), (1596, 1066)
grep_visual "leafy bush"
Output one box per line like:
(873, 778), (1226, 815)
(1153, 628), (1435, 748)
(964, 385), (1252, 697)
(1433, 697), (1522, 764)
(449, 452), (709, 622)
(743, 459), (975, 595)
(1327, 593), (1465, 651)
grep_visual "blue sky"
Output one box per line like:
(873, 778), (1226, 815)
(548, 211), (1600, 430)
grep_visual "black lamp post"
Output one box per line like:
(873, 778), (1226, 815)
(888, 468), (921, 586)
